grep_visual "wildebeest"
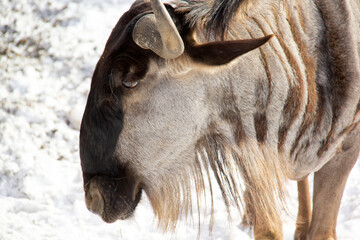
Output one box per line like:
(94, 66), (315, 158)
(79, 0), (360, 239)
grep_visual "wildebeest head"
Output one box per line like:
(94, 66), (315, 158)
(80, 0), (272, 229)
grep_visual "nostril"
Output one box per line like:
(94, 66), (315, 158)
(85, 183), (104, 217)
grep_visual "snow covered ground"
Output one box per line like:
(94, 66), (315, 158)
(1, 0), (359, 239)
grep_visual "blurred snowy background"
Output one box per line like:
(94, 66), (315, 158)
(1, 0), (359, 239)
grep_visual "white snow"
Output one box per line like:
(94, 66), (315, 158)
(1, 0), (359, 239)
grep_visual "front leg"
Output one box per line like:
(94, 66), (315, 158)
(295, 177), (311, 240)
(309, 128), (360, 240)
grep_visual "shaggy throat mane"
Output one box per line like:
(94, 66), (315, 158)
(146, 127), (288, 233)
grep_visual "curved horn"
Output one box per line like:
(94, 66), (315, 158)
(132, 0), (184, 59)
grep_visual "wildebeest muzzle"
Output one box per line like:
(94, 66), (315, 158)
(84, 174), (142, 223)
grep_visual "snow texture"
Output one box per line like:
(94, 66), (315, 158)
(1, 0), (359, 239)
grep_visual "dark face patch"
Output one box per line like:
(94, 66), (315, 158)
(80, 2), (155, 178)
(79, 2), (157, 222)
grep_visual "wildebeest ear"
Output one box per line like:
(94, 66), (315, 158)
(132, 1), (184, 59)
(186, 34), (273, 65)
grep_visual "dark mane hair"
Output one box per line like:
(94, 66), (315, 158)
(177, 0), (253, 39)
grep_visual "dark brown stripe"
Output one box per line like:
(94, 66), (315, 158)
(313, 84), (327, 133)
(254, 112), (267, 143)
(254, 77), (269, 143)
(284, 2), (318, 157)
(277, 85), (301, 150)
(220, 80), (246, 144)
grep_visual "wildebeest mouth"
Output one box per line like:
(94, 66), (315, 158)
(84, 175), (142, 223)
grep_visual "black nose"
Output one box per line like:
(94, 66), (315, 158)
(83, 174), (143, 223)
(85, 181), (104, 217)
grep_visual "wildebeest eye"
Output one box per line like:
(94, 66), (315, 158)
(122, 80), (139, 88)
(109, 70), (139, 89)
